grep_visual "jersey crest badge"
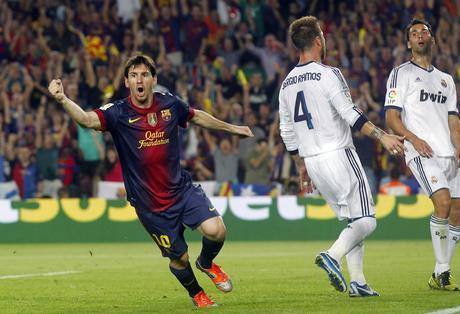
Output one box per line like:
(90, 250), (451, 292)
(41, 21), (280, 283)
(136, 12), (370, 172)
(388, 89), (397, 99)
(147, 113), (157, 127)
(387, 88), (398, 104)
(441, 79), (447, 88)
(161, 109), (171, 121)
(431, 176), (438, 184)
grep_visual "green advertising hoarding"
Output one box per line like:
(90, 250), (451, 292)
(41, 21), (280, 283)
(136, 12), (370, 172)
(0, 195), (434, 243)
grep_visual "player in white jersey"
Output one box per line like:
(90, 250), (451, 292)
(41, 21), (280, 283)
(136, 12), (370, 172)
(279, 16), (405, 297)
(385, 19), (460, 291)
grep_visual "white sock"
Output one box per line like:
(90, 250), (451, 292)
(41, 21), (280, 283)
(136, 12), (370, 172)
(448, 224), (460, 263)
(430, 215), (449, 275)
(346, 242), (366, 285)
(328, 217), (376, 263)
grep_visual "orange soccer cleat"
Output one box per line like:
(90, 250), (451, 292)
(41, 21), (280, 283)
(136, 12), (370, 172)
(192, 290), (218, 308)
(196, 259), (233, 293)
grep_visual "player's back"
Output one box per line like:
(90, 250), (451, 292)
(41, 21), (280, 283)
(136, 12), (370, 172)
(279, 62), (355, 157)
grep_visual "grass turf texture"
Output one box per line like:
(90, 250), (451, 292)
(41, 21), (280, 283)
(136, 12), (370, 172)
(0, 241), (458, 313)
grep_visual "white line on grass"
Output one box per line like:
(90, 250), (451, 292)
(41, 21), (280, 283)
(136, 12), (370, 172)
(0, 270), (82, 280)
(425, 306), (460, 314)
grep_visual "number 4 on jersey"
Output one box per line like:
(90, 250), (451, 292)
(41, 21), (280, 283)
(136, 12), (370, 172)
(294, 91), (314, 129)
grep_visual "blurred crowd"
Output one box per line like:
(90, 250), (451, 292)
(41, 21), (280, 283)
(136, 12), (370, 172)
(0, 0), (459, 199)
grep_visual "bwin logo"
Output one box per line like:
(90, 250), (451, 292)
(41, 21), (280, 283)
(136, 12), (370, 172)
(420, 89), (447, 103)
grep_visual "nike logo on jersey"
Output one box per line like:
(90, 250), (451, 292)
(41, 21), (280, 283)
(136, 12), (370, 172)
(128, 117), (142, 123)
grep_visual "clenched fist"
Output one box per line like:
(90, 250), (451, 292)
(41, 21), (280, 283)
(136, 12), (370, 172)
(48, 79), (66, 103)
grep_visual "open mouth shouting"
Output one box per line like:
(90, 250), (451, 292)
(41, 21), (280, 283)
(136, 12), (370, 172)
(136, 86), (145, 97)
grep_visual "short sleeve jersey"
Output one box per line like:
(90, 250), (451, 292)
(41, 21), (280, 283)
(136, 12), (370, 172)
(278, 61), (365, 157)
(94, 92), (195, 212)
(384, 61), (458, 162)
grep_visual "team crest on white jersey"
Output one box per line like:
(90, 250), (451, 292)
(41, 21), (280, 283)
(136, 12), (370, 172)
(441, 79), (447, 88)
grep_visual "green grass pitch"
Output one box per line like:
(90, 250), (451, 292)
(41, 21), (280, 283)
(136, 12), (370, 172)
(0, 241), (458, 313)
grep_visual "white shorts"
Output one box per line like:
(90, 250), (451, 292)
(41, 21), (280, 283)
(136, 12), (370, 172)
(408, 156), (460, 197)
(305, 148), (375, 220)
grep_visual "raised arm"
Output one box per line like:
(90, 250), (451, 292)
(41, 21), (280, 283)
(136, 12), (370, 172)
(190, 109), (253, 138)
(48, 79), (101, 130)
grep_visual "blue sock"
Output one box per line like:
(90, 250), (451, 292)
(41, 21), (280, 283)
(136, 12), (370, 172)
(169, 263), (202, 297)
(199, 237), (224, 269)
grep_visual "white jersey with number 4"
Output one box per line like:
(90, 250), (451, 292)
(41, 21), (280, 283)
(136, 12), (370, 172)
(278, 61), (364, 157)
(384, 61), (458, 162)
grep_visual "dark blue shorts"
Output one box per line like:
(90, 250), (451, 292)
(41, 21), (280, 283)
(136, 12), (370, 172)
(135, 184), (220, 260)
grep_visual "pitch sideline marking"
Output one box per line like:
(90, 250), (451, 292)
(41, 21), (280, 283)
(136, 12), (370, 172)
(425, 306), (460, 314)
(0, 270), (82, 280)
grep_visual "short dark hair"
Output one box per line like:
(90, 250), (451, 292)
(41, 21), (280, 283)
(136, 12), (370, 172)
(405, 18), (433, 41)
(289, 16), (321, 51)
(124, 54), (156, 78)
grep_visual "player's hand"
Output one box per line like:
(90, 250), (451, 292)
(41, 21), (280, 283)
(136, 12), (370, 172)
(234, 126), (254, 138)
(48, 79), (66, 103)
(298, 164), (314, 193)
(380, 134), (406, 157)
(455, 147), (460, 167)
(411, 137), (433, 158)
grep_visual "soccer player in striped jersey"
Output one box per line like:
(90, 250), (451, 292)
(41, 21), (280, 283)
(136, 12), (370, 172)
(48, 55), (253, 307)
(385, 19), (460, 291)
(279, 16), (405, 297)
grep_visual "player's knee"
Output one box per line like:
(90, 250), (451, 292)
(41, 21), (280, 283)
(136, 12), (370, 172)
(200, 217), (226, 241)
(353, 216), (376, 238)
(366, 217), (377, 235)
(209, 227), (226, 242)
(450, 201), (460, 216)
(214, 226), (226, 242)
(205, 223), (226, 242)
(169, 252), (189, 269)
(434, 199), (451, 218)
(432, 192), (451, 216)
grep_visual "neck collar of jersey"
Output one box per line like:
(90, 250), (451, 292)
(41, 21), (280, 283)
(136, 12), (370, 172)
(410, 60), (434, 72)
(296, 60), (315, 67)
(128, 95), (156, 114)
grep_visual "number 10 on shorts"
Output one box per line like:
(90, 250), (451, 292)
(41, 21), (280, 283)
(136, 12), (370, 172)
(152, 234), (171, 248)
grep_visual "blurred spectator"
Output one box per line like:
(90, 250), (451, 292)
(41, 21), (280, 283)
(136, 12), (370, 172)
(58, 147), (77, 187)
(379, 167), (411, 196)
(204, 130), (239, 183)
(402, 167), (421, 195)
(35, 106), (63, 198)
(243, 138), (273, 184)
(77, 125), (105, 196)
(97, 146), (123, 182)
(182, 2), (209, 62)
(12, 145), (38, 199)
(238, 111), (265, 158)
